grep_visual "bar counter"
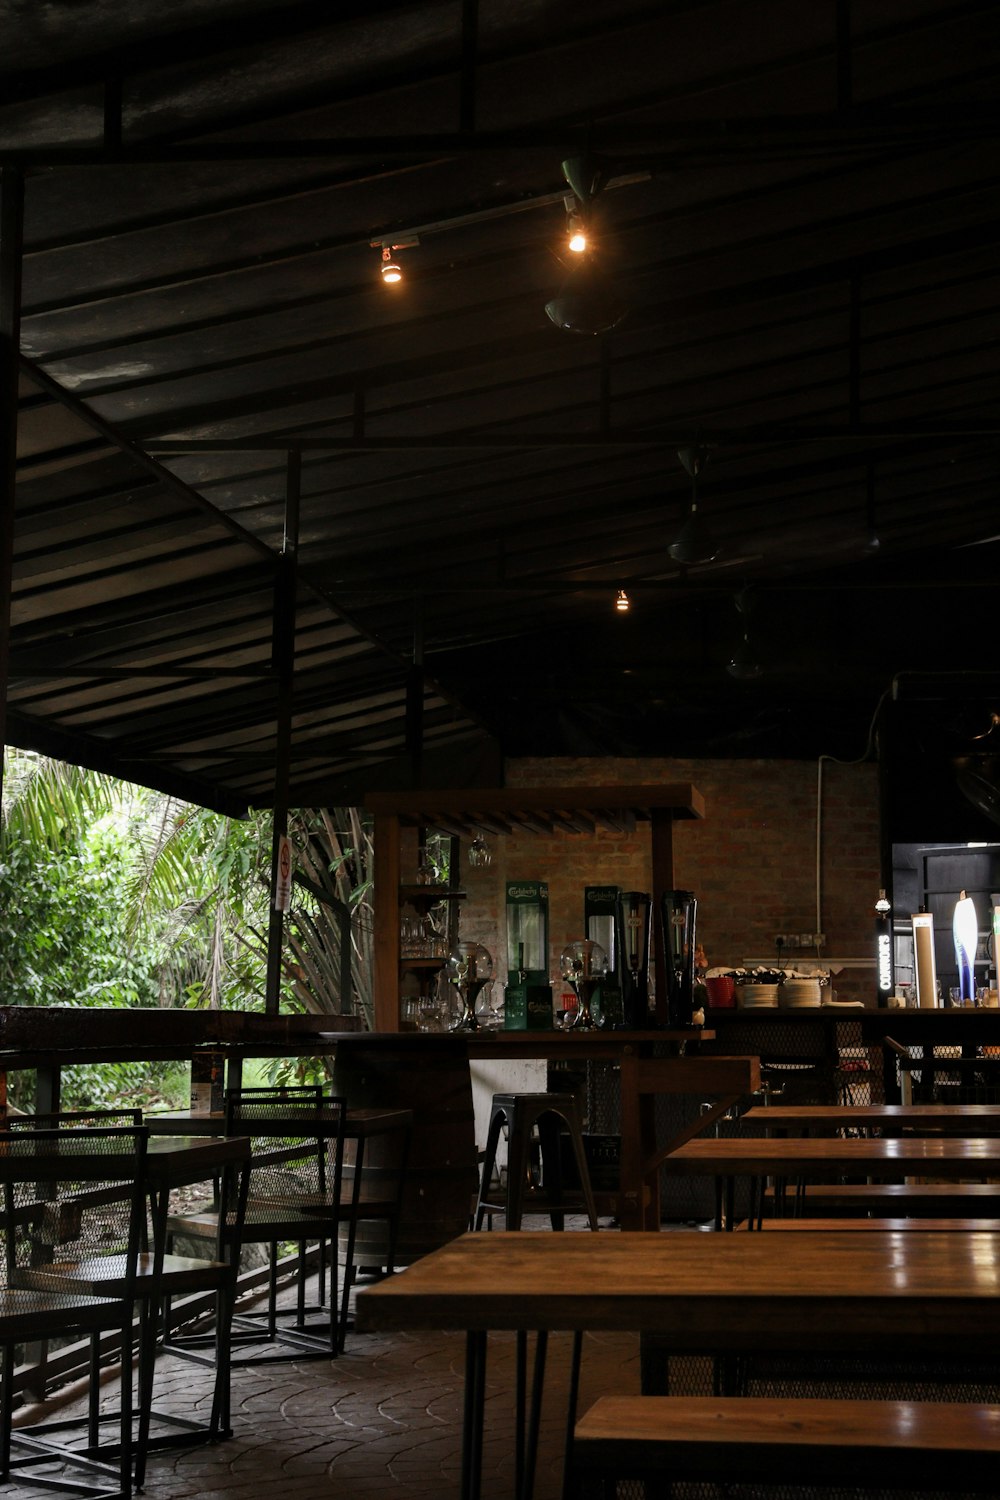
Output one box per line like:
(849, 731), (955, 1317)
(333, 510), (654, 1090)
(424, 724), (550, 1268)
(0, 1008), (725, 1248)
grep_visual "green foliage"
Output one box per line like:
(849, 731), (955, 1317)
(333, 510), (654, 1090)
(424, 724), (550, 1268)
(0, 798), (159, 1009)
(0, 749), (374, 1117)
(1, 749), (273, 1014)
(282, 806), (374, 1027)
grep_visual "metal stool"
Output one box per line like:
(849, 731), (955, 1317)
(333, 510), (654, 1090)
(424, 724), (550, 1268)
(474, 1092), (599, 1231)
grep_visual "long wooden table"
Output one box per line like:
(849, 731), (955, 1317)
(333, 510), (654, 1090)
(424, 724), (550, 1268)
(356, 1229), (1000, 1500)
(742, 1102), (1000, 1135)
(661, 1133), (1000, 1228)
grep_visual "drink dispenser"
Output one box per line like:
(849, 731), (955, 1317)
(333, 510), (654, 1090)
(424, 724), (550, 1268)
(616, 890), (652, 1028)
(504, 881), (553, 1030)
(585, 885), (623, 1027)
(660, 889), (697, 1026)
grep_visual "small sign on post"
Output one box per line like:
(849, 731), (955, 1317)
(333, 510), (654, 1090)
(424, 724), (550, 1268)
(275, 833), (293, 912)
(190, 1049), (225, 1116)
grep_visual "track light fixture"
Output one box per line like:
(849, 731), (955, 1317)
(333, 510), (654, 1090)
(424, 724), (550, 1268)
(372, 234), (420, 286)
(545, 153), (628, 334)
(615, 588), (630, 613)
(669, 447), (719, 565)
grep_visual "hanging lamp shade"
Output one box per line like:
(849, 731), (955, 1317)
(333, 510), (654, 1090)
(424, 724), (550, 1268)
(545, 255), (628, 335)
(668, 509), (718, 565)
(726, 636), (763, 680)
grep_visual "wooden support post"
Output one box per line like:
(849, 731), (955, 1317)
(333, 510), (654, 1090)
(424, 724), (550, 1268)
(373, 811), (402, 1031)
(650, 809), (674, 1025)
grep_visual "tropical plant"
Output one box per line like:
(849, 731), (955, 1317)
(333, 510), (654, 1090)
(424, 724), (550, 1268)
(121, 800), (272, 1010)
(283, 806), (374, 1028)
(2, 748), (375, 1037)
(1, 753), (159, 1010)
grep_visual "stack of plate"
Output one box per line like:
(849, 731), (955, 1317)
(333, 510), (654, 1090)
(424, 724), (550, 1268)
(737, 983), (779, 1008)
(783, 978), (822, 1008)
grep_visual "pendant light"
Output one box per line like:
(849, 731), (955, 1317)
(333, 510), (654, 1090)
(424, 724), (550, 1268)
(726, 587), (763, 680)
(669, 447), (718, 565)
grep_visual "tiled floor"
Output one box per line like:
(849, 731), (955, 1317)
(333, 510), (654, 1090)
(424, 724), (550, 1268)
(10, 1228), (641, 1500)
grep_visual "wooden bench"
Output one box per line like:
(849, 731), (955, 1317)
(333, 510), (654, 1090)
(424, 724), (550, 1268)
(762, 1181), (1000, 1217)
(738, 1215), (1000, 1230)
(573, 1394), (1000, 1492)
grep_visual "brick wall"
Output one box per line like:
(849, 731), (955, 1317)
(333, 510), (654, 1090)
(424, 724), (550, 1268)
(453, 756), (881, 1007)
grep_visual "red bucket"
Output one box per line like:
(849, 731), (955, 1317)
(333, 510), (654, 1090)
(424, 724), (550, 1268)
(705, 975), (736, 1008)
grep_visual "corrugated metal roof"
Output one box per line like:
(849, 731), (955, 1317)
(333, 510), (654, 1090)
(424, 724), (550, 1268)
(4, 1), (1000, 810)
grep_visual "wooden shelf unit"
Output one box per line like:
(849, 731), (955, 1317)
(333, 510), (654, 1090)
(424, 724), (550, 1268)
(365, 784), (705, 1032)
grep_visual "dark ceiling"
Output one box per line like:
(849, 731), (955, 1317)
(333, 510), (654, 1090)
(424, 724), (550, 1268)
(4, 0), (1000, 816)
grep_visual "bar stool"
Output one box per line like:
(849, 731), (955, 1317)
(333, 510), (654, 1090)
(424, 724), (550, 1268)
(474, 1093), (598, 1500)
(474, 1092), (599, 1231)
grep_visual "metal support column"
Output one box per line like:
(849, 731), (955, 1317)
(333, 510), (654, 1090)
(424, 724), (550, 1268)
(0, 167), (24, 805)
(405, 599), (424, 786)
(264, 450), (300, 1015)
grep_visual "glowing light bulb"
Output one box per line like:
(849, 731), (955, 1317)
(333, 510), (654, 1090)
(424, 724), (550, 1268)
(615, 588), (630, 613)
(380, 246), (402, 283)
(568, 228), (587, 253)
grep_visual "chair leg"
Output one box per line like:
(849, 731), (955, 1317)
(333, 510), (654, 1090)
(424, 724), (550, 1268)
(134, 1296), (158, 1490)
(475, 1111), (506, 1230)
(88, 1330), (102, 1451)
(537, 1113), (566, 1231)
(1, 1342), (13, 1480)
(562, 1118), (599, 1231)
(267, 1243), (279, 1335)
(211, 1279), (236, 1441)
(118, 1314), (134, 1499)
(503, 1111), (531, 1232)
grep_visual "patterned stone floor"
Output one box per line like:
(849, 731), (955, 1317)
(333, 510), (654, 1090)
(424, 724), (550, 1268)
(9, 1230), (641, 1500)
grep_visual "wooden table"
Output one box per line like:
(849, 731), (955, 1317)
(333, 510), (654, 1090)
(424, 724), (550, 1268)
(742, 1102), (1000, 1135)
(356, 1229), (1000, 1500)
(661, 1134), (1000, 1228)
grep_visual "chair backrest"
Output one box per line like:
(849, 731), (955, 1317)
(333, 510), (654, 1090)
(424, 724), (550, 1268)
(224, 1090), (348, 1221)
(0, 1126), (148, 1299)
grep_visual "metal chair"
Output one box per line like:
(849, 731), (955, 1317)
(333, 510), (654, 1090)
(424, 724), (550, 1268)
(0, 1125), (147, 1500)
(9, 1110), (249, 1489)
(165, 1088), (348, 1363)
